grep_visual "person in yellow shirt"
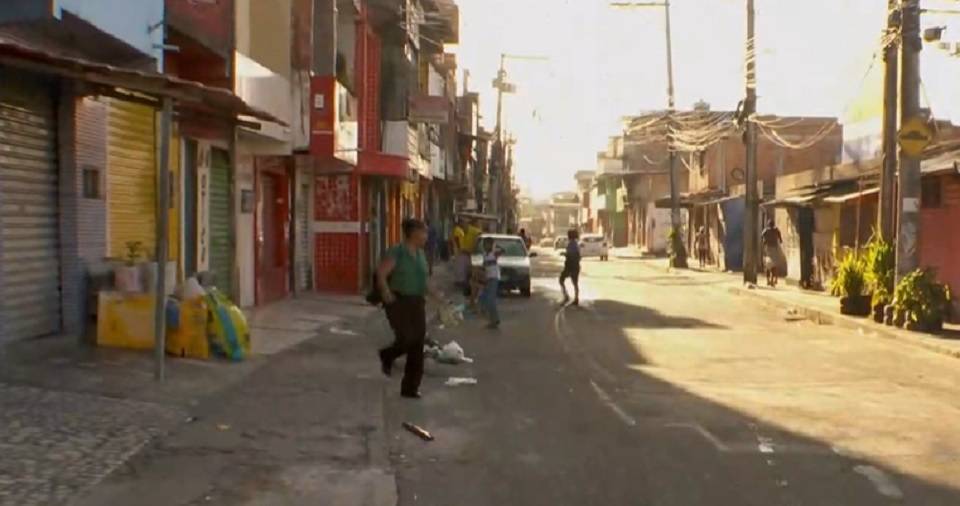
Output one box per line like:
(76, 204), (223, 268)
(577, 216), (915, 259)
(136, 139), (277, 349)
(462, 220), (482, 253)
(451, 221), (465, 255)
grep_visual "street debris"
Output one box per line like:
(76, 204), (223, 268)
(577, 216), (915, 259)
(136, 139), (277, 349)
(402, 422), (434, 441)
(445, 377), (478, 387)
(436, 341), (473, 364)
(435, 303), (466, 328)
(784, 308), (804, 321)
(329, 327), (358, 336)
(216, 424), (231, 431)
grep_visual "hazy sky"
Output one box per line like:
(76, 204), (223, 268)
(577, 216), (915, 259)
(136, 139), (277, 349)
(451, 0), (960, 199)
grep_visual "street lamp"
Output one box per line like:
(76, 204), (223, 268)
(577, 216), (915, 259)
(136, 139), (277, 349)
(609, 1), (687, 267)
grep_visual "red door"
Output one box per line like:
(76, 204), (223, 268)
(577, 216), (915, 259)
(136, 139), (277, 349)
(256, 159), (291, 304)
(314, 174), (361, 293)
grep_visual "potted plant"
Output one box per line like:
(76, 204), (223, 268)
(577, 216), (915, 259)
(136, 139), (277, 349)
(830, 252), (870, 316)
(893, 268), (953, 332)
(863, 235), (895, 323)
(114, 241), (144, 293)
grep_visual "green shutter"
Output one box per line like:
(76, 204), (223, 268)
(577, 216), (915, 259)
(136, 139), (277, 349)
(209, 148), (234, 298)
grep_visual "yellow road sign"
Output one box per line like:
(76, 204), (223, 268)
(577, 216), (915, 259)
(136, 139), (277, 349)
(898, 117), (933, 157)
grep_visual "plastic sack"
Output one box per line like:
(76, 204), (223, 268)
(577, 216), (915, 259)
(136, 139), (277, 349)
(181, 277), (206, 300)
(205, 288), (251, 361)
(165, 298), (181, 332)
(437, 341), (473, 364)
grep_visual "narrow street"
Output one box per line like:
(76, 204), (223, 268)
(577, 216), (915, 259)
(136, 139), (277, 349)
(76, 252), (960, 505)
(386, 251), (960, 505)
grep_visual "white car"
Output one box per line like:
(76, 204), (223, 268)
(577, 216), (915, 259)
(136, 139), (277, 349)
(579, 234), (610, 261)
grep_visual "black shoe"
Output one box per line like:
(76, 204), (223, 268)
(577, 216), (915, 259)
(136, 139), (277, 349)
(378, 350), (392, 377)
(401, 391), (422, 399)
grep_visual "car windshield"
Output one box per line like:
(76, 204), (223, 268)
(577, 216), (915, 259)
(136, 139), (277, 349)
(476, 238), (527, 257)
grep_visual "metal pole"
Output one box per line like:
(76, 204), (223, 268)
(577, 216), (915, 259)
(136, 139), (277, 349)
(664, 0), (687, 267)
(879, 0), (900, 242)
(743, 0), (759, 284)
(153, 97), (173, 381)
(896, 0), (922, 281)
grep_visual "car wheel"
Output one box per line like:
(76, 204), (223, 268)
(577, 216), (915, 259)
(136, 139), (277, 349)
(521, 286), (532, 297)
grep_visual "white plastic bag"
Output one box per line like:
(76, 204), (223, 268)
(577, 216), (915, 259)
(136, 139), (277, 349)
(437, 341), (465, 363)
(445, 377), (478, 387)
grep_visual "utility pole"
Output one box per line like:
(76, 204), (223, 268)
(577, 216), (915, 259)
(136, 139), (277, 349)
(610, 1), (686, 267)
(879, 0), (900, 242)
(153, 98), (173, 381)
(742, 0), (759, 285)
(896, 0), (923, 281)
(492, 53), (547, 231)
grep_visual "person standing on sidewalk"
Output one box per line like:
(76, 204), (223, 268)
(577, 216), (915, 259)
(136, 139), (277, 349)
(695, 226), (709, 269)
(480, 237), (503, 329)
(560, 229), (581, 305)
(377, 219), (432, 399)
(761, 219), (785, 287)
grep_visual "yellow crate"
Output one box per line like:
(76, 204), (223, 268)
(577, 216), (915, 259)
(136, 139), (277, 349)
(97, 291), (156, 350)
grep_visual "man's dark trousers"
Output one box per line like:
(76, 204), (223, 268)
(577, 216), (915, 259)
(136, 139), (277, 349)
(381, 295), (426, 394)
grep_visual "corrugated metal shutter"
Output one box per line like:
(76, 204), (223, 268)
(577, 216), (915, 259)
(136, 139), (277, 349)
(107, 98), (156, 258)
(0, 73), (61, 341)
(295, 166), (312, 292)
(209, 147), (234, 296)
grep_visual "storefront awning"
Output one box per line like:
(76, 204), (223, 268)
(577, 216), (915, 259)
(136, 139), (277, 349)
(654, 189), (727, 209)
(0, 36), (284, 125)
(822, 187), (880, 203)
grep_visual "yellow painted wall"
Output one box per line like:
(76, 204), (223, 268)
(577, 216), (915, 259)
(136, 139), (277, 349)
(107, 98), (157, 259)
(167, 126), (181, 269)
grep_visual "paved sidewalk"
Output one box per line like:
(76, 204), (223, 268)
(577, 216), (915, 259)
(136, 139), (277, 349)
(642, 258), (960, 360)
(0, 292), (373, 506)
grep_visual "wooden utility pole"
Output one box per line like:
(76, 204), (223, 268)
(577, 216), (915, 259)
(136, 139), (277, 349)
(879, 0), (900, 242)
(609, 1), (686, 267)
(742, 0), (759, 284)
(664, 0), (687, 267)
(896, 0), (923, 281)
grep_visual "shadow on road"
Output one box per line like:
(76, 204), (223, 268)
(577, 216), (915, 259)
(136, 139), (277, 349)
(589, 299), (727, 331)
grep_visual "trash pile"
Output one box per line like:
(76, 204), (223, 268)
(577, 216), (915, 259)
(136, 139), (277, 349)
(433, 302), (466, 329)
(424, 340), (473, 364)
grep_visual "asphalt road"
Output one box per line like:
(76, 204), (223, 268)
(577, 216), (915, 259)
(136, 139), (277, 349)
(386, 250), (960, 506)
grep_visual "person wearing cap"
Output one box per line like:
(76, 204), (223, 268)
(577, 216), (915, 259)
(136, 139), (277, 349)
(377, 218), (435, 398)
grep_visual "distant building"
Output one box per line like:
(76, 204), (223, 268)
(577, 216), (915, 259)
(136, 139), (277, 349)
(548, 192), (580, 238)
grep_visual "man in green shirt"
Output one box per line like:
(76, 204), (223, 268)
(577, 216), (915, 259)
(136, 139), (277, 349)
(377, 218), (432, 398)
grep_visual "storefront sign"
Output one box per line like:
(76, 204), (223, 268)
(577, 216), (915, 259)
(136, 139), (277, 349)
(409, 95), (451, 124)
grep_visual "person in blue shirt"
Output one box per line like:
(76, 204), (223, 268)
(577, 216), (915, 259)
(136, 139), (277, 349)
(560, 229), (581, 305)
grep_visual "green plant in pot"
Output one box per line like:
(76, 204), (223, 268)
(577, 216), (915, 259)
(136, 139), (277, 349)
(830, 252), (871, 316)
(863, 234), (895, 323)
(893, 268), (953, 332)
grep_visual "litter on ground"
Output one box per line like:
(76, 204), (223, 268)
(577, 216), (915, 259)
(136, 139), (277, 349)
(445, 377), (478, 387)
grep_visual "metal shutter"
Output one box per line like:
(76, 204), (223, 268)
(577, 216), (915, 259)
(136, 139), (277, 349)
(107, 98), (156, 258)
(295, 165), (312, 292)
(0, 73), (61, 341)
(209, 147), (234, 297)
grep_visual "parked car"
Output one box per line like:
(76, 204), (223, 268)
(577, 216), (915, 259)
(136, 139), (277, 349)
(471, 234), (535, 297)
(538, 237), (554, 248)
(579, 234), (610, 261)
(553, 236), (568, 250)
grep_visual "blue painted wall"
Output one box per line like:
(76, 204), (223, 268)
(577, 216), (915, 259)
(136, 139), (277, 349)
(56, 0), (165, 69)
(720, 197), (745, 272)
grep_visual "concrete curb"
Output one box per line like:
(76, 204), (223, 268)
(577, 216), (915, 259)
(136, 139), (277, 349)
(727, 284), (960, 360)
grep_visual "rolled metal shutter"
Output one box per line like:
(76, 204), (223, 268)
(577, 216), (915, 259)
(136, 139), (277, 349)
(209, 147), (234, 296)
(107, 98), (156, 258)
(0, 73), (61, 341)
(295, 166), (312, 292)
